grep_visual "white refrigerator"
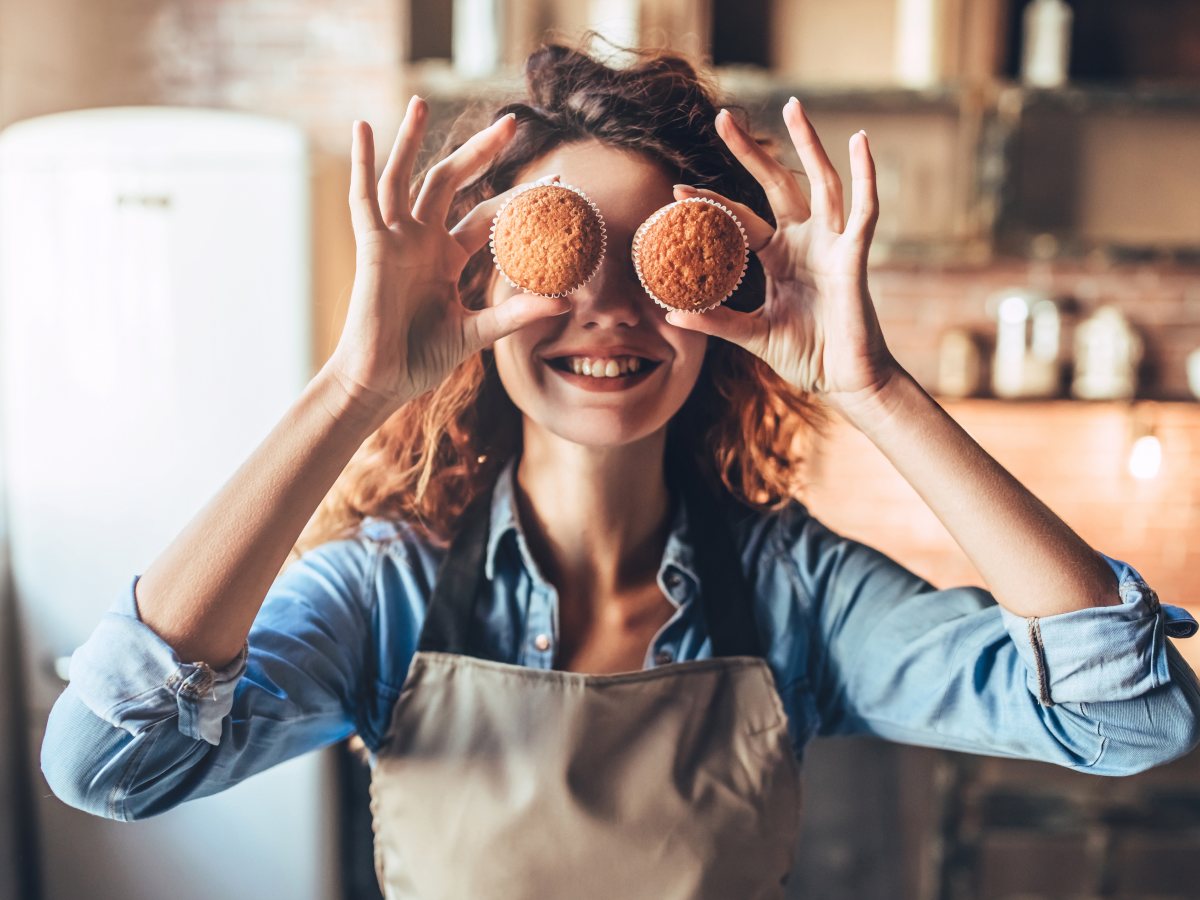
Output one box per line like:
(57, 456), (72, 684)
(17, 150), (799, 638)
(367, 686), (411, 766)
(0, 106), (341, 900)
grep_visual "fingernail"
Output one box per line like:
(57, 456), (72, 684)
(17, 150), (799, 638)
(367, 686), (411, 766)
(788, 96), (799, 106)
(673, 183), (698, 194)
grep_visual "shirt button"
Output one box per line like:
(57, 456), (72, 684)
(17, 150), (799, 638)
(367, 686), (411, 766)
(533, 633), (552, 652)
(654, 648), (674, 665)
(665, 571), (683, 589)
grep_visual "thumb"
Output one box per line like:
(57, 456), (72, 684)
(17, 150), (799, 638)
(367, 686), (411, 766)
(665, 306), (762, 354)
(467, 292), (572, 351)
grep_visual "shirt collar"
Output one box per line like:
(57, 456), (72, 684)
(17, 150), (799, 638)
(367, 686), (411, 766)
(484, 455), (523, 583)
(483, 454), (702, 600)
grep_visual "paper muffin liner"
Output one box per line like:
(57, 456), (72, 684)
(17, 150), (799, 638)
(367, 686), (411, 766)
(488, 177), (608, 299)
(631, 195), (750, 314)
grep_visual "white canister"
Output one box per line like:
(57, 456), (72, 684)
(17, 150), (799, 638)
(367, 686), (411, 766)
(936, 328), (985, 398)
(990, 289), (1063, 398)
(1071, 305), (1143, 400)
(1187, 346), (1200, 400)
(452, 0), (503, 78)
(1021, 0), (1073, 88)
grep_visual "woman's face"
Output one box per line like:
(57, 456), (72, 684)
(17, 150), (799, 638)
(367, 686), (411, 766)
(486, 140), (708, 448)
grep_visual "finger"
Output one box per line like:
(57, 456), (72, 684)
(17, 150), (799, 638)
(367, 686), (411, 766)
(349, 120), (386, 235)
(412, 112), (518, 227)
(448, 174), (563, 255)
(782, 98), (845, 231)
(378, 95), (428, 226)
(714, 108), (810, 223)
(464, 291), (572, 353)
(670, 185), (773, 252)
(845, 130), (879, 248)
(663, 304), (768, 360)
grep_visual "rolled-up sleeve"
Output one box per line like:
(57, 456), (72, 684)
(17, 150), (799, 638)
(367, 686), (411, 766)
(774, 501), (1200, 777)
(997, 553), (1198, 706)
(66, 580), (249, 746)
(41, 534), (383, 820)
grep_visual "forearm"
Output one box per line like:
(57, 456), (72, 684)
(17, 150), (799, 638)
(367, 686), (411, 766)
(832, 365), (1121, 618)
(134, 360), (398, 668)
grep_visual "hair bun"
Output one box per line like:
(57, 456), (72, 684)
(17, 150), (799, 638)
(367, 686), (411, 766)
(525, 43), (605, 110)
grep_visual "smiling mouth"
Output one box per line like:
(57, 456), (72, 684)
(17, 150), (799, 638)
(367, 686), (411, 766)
(545, 357), (664, 377)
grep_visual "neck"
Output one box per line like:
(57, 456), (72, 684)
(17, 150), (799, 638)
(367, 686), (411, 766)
(513, 427), (674, 600)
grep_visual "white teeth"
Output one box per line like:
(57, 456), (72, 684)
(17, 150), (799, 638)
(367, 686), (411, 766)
(564, 356), (645, 378)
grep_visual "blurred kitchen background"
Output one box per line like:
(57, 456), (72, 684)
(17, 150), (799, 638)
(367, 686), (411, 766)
(1, 1), (1199, 898)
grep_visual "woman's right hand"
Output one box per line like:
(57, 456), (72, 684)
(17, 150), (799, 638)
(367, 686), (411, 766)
(324, 95), (572, 416)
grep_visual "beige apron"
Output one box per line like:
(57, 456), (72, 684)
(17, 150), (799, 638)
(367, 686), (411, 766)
(369, 462), (802, 899)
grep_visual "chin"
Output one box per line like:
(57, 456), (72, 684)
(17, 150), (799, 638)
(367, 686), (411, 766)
(529, 407), (671, 449)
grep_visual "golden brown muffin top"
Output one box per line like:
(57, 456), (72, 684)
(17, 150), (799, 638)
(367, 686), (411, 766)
(491, 184), (605, 297)
(634, 200), (747, 312)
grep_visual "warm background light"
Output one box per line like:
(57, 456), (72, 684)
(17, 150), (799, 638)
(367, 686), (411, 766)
(1129, 433), (1163, 480)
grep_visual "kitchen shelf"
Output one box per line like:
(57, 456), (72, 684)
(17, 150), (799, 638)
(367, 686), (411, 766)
(711, 71), (967, 113)
(934, 395), (1200, 408)
(998, 82), (1200, 114)
(396, 7), (1200, 265)
(403, 60), (969, 111)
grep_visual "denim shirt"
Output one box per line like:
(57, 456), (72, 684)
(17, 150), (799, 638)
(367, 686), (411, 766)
(42, 455), (1200, 821)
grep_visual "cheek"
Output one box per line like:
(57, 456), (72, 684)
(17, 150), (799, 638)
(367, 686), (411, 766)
(491, 336), (520, 379)
(491, 331), (542, 394)
(676, 333), (709, 376)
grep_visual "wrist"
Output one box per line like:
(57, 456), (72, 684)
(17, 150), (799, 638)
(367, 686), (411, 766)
(825, 363), (916, 434)
(313, 361), (402, 431)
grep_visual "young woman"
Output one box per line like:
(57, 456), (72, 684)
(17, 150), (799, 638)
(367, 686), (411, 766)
(43, 40), (1200, 899)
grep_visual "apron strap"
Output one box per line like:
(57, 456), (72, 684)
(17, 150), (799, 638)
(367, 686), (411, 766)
(668, 460), (761, 658)
(417, 455), (761, 659)
(416, 487), (492, 656)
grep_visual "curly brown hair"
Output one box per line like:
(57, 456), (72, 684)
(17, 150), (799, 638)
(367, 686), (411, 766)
(292, 35), (831, 561)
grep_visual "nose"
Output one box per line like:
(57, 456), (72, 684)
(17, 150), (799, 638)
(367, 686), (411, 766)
(566, 244), (650, 329)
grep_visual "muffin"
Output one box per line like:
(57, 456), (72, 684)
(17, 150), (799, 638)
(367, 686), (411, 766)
(489, 181), (606, 298)
(631, 197), (749, 313)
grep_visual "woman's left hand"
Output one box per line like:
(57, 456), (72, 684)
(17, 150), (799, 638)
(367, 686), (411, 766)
(665, 99), (901, 418)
